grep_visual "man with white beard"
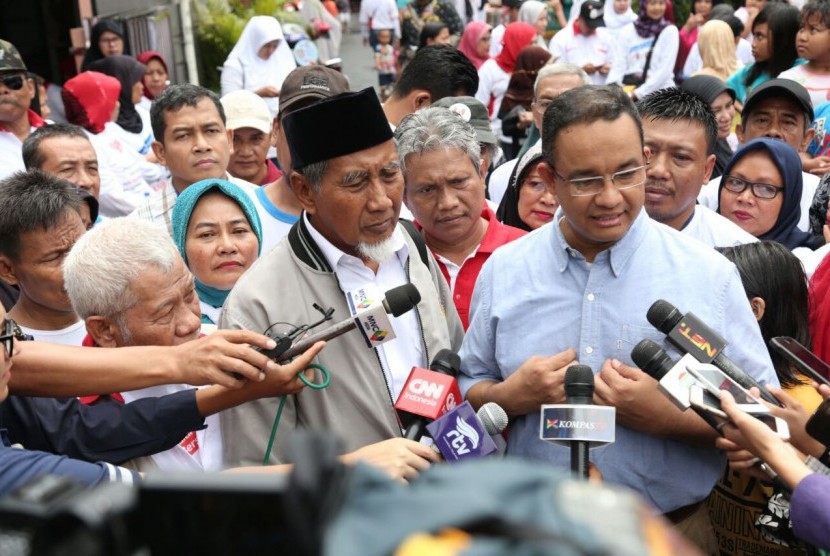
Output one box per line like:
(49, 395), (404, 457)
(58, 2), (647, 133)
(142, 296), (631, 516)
(219, 88), (464, 472)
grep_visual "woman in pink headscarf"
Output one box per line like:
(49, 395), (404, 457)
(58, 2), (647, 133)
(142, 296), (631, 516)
(458, 21), (492, 70)
(474, 21), (537, 146)
(136, 51), (169, 111)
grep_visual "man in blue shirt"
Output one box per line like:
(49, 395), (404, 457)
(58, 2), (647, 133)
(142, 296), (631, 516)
(458, 85), (778, 553)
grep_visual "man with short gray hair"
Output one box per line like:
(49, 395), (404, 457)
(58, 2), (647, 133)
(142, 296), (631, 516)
(396, 106), (525, 329)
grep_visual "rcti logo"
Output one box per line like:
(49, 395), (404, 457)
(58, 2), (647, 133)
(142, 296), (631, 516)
(370, 330), (389, 341)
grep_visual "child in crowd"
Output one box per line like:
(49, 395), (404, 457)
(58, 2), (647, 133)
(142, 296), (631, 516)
(374, 28), (397, 99)
(779, 0), (830, 109)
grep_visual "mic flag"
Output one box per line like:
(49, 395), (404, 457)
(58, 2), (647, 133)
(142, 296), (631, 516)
(539, 406), (615, 447)
(394, 366), (462, 431)
(427, 401), (498, 462)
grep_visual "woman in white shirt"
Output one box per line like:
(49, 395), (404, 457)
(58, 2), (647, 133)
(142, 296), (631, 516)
(606, 0), (679, 100)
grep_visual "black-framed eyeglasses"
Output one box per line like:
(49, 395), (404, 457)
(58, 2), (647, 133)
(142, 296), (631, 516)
(722, 175), (784, 200)
(0, 74), (25, 91)
(1, 318), (31, 358)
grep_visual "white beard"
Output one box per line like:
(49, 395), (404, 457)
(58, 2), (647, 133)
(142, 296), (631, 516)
(357, 235), (398, 264)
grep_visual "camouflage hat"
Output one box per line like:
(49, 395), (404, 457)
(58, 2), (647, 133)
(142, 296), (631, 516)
(0, 39), (26, 73)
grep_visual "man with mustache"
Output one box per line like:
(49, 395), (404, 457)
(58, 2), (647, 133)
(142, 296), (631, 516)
(0, 40), (46, 181)
(636, 87), (756, 247)
(220, 89), (463, 474)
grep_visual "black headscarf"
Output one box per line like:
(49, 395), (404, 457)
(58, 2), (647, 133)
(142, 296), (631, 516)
(88, 55), (145, 134)
(718, 138), (818, 250)
(81, 20), (125, 71)
(496, 142), (544, 232)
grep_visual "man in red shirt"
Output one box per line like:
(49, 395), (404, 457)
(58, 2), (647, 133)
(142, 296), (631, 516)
(396, 106), (526, 329)
(220, 89), (282, 186)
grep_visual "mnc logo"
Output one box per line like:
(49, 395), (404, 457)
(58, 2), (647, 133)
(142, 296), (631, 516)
(354, 288), (376, 309)
(370, 330), (388, 341)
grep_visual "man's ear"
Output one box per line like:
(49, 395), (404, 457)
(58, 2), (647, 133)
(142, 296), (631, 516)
(226, 128), (235, 155)
(537, 160), (555, 184)
(703, 153), (716, 184)
(290, 171), (317, 215)
(800, 127), (816, 153)
(84, 316), (120, 348)
(410, 90), (433, 111)
(736, 123), (745, 145)
(151, 141), (166, 167)
(0, 255), (18, 286)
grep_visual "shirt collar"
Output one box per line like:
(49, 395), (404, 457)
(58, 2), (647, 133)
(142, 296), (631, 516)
(550, 207), (649, 276)
(302, 212), (409, 272)
(0, 109), (46, 133)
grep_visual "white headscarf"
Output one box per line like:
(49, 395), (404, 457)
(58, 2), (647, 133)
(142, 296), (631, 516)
(518, 1), (547, 26)
(604, 0), (637, 31)
(222, 16), (297, 117)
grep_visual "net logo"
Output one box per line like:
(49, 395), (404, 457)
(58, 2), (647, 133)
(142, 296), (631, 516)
(445, 416), (480, 456)
(677, 322), (720, 358)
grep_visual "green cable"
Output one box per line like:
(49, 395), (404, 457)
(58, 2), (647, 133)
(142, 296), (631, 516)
(262, 363), (331, 465)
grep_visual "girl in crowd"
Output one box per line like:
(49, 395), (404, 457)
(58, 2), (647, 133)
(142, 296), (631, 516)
(607, 0), (679, 101)
(727, 3), (800, 105)
(603, 0), (637, 37)
(88, 55), (154, 156)
(475, 22), (537, 145)
(497, 144), (557, 231)
(458, 21), (492, 70)
(221, 16), (297, 119)
(518, 1), (551, 48)
(680, 75), (737, 178)
(62, 72), (165, 217)
(136, 51), (169, 111)
(418, 22), (452, 47)
(81, 20), (126, 71)
(498, 46), (551, 160)
(172, 179), (262, 326)
(717, 138), (820, 250)
(676, 0), (715, 75)
(693, 19), (742, 82)
(714, 241), (828, 551)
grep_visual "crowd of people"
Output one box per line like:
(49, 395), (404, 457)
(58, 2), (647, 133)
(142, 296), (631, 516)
(4, 0), (830, 551)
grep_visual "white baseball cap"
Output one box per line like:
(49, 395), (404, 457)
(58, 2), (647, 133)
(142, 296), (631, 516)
(220, 90), (272, 134)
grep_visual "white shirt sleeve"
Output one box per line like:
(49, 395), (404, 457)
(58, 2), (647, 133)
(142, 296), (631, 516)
(634, 25), (679, 98)
(220, 59), (244, 97)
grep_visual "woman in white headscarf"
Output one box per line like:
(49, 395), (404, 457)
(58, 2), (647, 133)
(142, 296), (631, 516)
(220, 16), (297, 118)
(518, 1), (550, 47)
(604, 0), (638, 36)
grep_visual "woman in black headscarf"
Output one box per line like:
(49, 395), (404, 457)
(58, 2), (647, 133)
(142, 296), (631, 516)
(88, 55), (154, 155)
(81, 20), (127, 71)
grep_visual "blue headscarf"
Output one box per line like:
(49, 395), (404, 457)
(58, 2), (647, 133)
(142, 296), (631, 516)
(172, 179), (263, 318)
(717, 138), (816, 250)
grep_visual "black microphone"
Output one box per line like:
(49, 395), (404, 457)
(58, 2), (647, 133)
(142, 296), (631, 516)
(403, 349), (461, 441)
(646, 299), (781, 406)
(268, 284), (421, 361)
(565, 365), (594, 479)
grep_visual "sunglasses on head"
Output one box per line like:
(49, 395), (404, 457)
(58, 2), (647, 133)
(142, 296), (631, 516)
(0, 74), (25, 91)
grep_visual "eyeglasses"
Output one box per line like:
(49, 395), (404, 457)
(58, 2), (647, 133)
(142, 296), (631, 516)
(1, 318), (31, 358)
(100, 36), (123, 45)
(520, 177), (555, 195)
(553, 164), (648, 197)
(0, 74), (25, 91)
(533, 98), (555, 114)
(722, 175), (784, 200)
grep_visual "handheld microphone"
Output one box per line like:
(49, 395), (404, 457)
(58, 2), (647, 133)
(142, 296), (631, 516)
(565, 366), (594, 479)
(426, 401), (498, 462)
(397, 349), (461, 441)
(272, 284), (421, 361)
(477, 402), (508, 455)
(646, 299), (780, 406)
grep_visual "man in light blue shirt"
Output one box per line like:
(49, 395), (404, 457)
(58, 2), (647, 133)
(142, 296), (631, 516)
(458, 85), (778, 553)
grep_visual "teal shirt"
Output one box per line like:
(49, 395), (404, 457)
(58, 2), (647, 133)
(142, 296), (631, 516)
(727, 59), (807, 104)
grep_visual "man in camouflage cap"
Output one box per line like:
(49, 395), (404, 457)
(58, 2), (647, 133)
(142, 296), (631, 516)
(0, 39), (44, 180)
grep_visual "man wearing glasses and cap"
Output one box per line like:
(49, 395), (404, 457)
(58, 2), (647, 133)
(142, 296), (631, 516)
(0, 39), (46, 181)
(458, 84), (777, 552)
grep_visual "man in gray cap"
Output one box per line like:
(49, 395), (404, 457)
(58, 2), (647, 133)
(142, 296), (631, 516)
(0, 39), (46, 180)
(219, 88), (463, 478)
(254, 65), (350, 253)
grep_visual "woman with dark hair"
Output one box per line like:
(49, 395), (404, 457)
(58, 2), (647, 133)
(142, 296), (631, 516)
(136, 51), (169, 111)
(497, 143), (557, 231)
(711, 240), (824, 553)
(727, 3), (800, 105)
(81, 20), (126, 71)
(498, 45), (551, 160)
(88, 55), (154, 156)
(418, 22), (451, 47)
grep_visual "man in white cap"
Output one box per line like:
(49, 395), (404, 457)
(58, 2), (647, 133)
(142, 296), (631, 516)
(221, 90), (283, 187)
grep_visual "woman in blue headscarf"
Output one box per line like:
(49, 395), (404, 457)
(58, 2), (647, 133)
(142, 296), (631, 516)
(172, 179), (262, 324)
(717, 138), (820, 250)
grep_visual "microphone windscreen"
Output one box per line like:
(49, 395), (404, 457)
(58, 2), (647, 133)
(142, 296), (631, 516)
(646, 299), (683, 334)
(430, 349), (461, 376)
(565, 365), (595, 401)
(384, 284), (421, 316)
(631, 339), (673, 380)
(477, 403), (508, 435)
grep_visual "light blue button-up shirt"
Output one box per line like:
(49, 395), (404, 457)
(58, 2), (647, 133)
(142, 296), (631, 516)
(458, 209), (779, 513)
